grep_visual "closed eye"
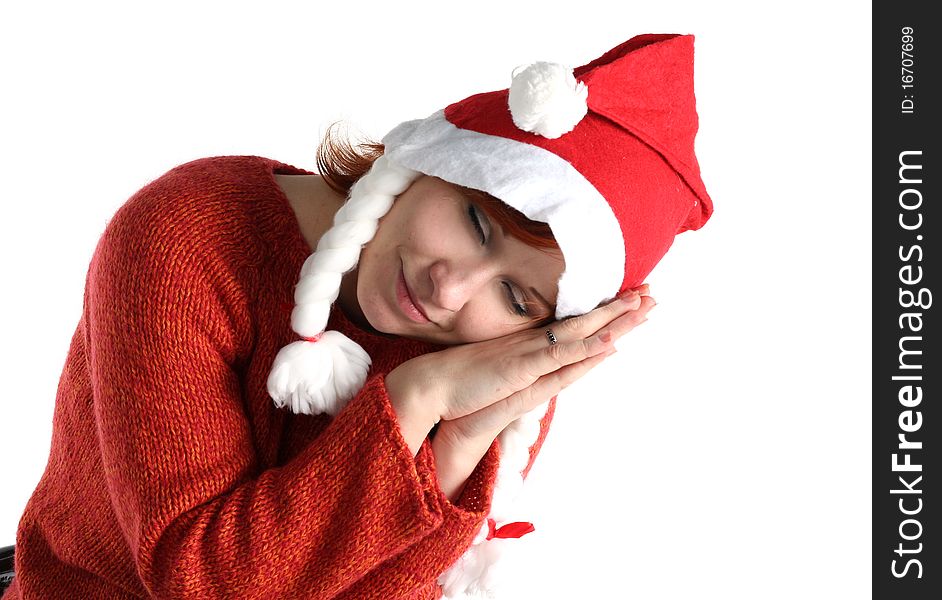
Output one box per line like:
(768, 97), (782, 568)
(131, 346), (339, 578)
(468, 203), (488, 244)
(502, 281), (529, 317)
(469, 201), (547, 320)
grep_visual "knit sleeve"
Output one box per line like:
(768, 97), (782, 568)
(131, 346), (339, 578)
(330, 434), (500, 600)
(330, 394), (557, 600)
(84, 206), (448, 598)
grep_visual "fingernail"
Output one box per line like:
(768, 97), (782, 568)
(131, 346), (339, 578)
(604, 348), (617, 357)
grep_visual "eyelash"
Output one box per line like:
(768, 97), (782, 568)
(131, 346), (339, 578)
(503, 282), (530, 317)
(468, 203), (486, 244)
(468, 203), (530, 317)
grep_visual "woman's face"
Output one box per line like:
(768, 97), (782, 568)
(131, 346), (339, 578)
(352, 176), (565, 345)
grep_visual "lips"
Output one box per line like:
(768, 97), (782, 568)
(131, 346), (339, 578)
(396, 262), (430, 324)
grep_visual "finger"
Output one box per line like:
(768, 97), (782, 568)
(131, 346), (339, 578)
(592, 294), (657, 343)
(504, 349), (614, 421)
(552, 290), (643, 342)
(457, 349), (616, 434)
(520, 329), (615, 383)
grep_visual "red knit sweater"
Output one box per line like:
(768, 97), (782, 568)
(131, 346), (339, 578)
(3, 156), (554, 599)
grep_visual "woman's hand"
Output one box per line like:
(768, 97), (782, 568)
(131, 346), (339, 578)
(425, 284), (654, 500)
(386, 284), (655, 456)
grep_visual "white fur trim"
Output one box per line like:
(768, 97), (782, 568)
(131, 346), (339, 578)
(383, 110), (624, 318)
(438, 400), (551, 598)
(509, 62), (588, 139)
(440, 535), (508, 598)
(267, 156), (420, 416)
(491, 400), (548, 515)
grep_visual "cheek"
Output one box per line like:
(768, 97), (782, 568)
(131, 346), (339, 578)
(353, 227), (398, 323)
(451, 302), (527, 343)
(357, 232), (383, 287)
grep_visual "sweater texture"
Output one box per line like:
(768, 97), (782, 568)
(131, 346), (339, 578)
(2, 156), (555, 599)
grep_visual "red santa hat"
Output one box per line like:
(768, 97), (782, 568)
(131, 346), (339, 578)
(267, 33), (713, 597)
(386, 33), (712, 317)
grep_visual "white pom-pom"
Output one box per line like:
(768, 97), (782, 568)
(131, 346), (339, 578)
(440, 535), (507, 598)
(508, 61), (588, 139)
(266, 331), (371, 416)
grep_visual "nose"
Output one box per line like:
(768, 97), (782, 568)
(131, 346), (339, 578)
(428, 258), (493, 313)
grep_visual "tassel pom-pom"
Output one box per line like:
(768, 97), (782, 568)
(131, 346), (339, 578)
(508, 61), (588, 139)
(267, 331), (371, 416)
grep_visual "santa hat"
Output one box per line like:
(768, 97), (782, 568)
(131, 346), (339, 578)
(267, 33), (713, 597)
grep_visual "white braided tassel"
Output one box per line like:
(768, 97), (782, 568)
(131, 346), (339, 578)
(267, 155), (420, 416)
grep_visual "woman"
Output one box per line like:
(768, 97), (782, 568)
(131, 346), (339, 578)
(2, 33), (711, 599)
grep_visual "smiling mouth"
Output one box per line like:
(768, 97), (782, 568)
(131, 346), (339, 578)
(396, 261), (430, 324)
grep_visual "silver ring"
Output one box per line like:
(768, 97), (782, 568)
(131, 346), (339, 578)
(545, 329), (558, 346)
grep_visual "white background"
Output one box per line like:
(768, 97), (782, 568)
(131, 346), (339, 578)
(0, 1), (871, 598)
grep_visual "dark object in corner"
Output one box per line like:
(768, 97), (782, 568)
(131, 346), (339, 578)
(0, 544), (14, 594)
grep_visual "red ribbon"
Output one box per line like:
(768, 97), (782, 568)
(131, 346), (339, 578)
(485, 518), (535, 540)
